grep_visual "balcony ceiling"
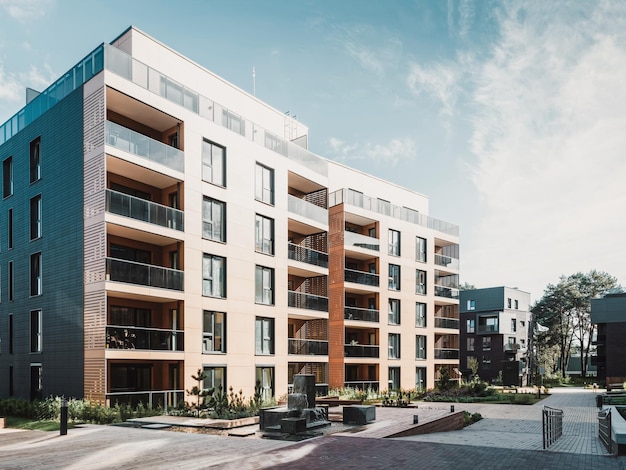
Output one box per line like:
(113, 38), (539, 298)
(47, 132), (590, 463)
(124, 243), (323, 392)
(287, 217), (325, 236)
(106, 155), (180, 189)
(106, 221), (181, 246)
(107, 87), (180, 132)
(344, 212), (377, 226)
(288, 171), (326, 194)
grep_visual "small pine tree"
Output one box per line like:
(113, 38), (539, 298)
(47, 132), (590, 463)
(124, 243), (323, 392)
(437, 366), (452, 391)
(186, 368), (210, 416)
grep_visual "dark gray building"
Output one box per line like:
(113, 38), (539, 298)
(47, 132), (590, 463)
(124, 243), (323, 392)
(591, 293), (626, 386)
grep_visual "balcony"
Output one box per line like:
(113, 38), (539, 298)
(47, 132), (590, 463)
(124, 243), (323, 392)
(288, 243), (328, 268)
(344, 231), (380, 252)
(288, 339), (329, 356)
(345, 269), (379, 287)
(106, 258), (184, 291)
(106, 326), (183, 351)
(434, 285), (460, 299)
(343, 381), (379, 391)
(288, 195), (328, 225)
(344, 306), (379, 323)
(435, 254), (459, 270)
(344, 344), (380, 358)
(434, 317), (460, 329)
(434, 348), (460, 360)
(106, 189), (184, 231)
(504, 343), (520, 353)
(106, 390), (184, 410)
(106, 121), (184, 173)
(288, 291), (328, 312)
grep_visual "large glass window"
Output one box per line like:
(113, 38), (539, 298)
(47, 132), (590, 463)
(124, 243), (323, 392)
(255, 266), (274, 305)
(416, 237), (427, 262)
(202, 197), (226, 242)
(30, 137), (41, 183)
(256, 366), (274, 401)
(8, 261), (14, 301)
(388, 229), (400, 256)
(201, 139), (226, 186)
(30, 309), (42, 353)
(482, 336), (491, 351)
(416, 335), (427, 359)
(255, 317), (274, 355)
(255, 163), (274, 205)
(467, 319), (475, 333)
(202, 254), (225, 298)
(388, 299), (400, 325)
(511, 319), (517, 332)
(203, 366), (226, 393)
(8, 208), (13, 249)
(416, 367), (426, 391)
(203, 311), (225, 353)
(467, 337), (475, 352)
(30, 195), (42, 240)
(388, 264), (400, 290)
(415, 269), (426, 295)
(467, 300), (476, 311)
(30, 252), (42, 296)
(388, 367), (400, 390)
(388, 333), (400, 359)
(255, 214), (274, 255)
(415, 302), (427, 327)
(3, 156), (13, 198)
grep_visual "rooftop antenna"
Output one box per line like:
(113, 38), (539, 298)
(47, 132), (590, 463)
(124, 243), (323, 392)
(252, 66), (256, 97)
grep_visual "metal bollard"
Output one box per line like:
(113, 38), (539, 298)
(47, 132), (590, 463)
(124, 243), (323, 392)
(413, 415), (419, 424)
(450, 405), (455, 412)
(60, 398), (68, 436)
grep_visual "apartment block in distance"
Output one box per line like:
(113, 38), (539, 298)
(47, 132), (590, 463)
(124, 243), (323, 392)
(591, 292), (626, 386)
(0, 27), (460, 406)
(460, 287), (530, 385)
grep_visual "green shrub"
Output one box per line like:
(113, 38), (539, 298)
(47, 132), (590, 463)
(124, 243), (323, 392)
(463, 411), (483, 426)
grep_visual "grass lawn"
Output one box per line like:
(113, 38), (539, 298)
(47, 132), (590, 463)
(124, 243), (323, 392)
(5, 417), (79, 432)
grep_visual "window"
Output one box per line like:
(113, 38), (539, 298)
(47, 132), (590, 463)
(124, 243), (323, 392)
(9, 313), (13, 353)
(3, 156), (13, 198)
(415, 302), (426, 327)
(514, 299), (519, 309)
(388, 367), (400, 390)
(416, 367), (426, 391)
(467, 300), (476, 311)
(256, 366), (274, 401)
(482, 336), (491, 351)
(8, 208), (13, 249)
(255, 214), (274, 255)
(203, 367), (225, 393)
(520, 320), (525, 327)
(415, 269), (426, 295)
(30, 364), (43, 401)
(478, 315), (498, 333)
(482, 355), (491, 369)
(511, 319), (517, 332)
(416, 237), (426, 262)
(9, 261), (14, 301)
(255, 266), (274, 305)
(388, 333), (400, 359)
(388, 229), (400, 256)
(466, 319), (475, 333)
(388, 299), (400, 325)
(30, 195), (42, 240)
(416, 335), (427, 359)
(30, 252), (42, 296)
(520, 339), (526, 348)
(255, 163), (274, 205)
(508, 337), (516, 348)
(203, 311), (225, 353)
(222, 109), (245, 135)
(467, 337), (475, 352)
(202, 254), (225, 298)
(255, 317), (274, 355)
(507, 298), (512, 308)
(30, 137), (41, 183)
(30, 310), (42, 353)
(202, 197), (226, 242)
(388, 264), (400, 290)
(202, 139), (226, 186)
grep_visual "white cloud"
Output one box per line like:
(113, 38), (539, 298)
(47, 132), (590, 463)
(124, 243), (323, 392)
(0, 0), (52, 21)
(461, 1), (626, 297)
(327, 136), (416, 166)
(407, 61), (460, 117)
(336, 25), (402, 76)
(0, 65), (22, 102)
(447, 0), (475, 40)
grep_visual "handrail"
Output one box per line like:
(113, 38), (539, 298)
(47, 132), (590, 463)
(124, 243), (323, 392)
(106, 188), (184, 231)
(542, 406), (564, 449)
(598, 408), (612, 453)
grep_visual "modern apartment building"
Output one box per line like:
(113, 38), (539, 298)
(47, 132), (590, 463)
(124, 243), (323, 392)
(591, 292), (626, 385)
(0, 27), (460, 406)
(459, 287), (530, 385)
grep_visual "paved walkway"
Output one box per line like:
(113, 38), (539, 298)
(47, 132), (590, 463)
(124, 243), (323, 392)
(0, 388), (624, 469)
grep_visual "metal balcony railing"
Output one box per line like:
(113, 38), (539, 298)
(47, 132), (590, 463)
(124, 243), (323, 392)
(434, 348), (460, 359)
(435, 254), (459, 270)
(345, 269), (379, 287)
(344, 231), (380, 251)
(106, 389), (184, 411)
(288, 291), (328, 312)
(287, 243), (328, 268)
(344, 306), (379, 323)
(344, 344), (379, 358)
(434, 285), (460, 299)
(106, 325), (183, 351)
(287, 195), (328, 225)
(106, 258), (184, 291)
(288, 339), (329, 355)
(434, 317), (460, 329)
(106, 189), (184, 231)
(343, 381), (379, 391)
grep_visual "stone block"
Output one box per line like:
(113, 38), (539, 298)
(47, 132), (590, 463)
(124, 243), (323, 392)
(281, 417), (307, 434)
(343, 405), (376, 424)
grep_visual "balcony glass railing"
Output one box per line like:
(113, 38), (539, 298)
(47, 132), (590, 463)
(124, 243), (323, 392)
(434, 348), (460, 360)
(287, 195), (328, 225)
(287, 243), (328, 268)
(106, 121), (184, 173)
(288, 291), (328, 312)
(106, 258), (184, 291)
(106, 389), (184, 410)
(343, 381), (379, 391)
(288, 339), (329, 356)
(344, 269), (379, 287)
(329, 188), (459, 237)
(434, 254), (459, 270)
(434, 317), (460, 329)
(434, 286), (460, 299)
(344, 344), (379, 358)
(344, 307), (379, 323)
(344, 231), (380, 251)
(106, 189), (184, 231)
(106, 325), (184, 351)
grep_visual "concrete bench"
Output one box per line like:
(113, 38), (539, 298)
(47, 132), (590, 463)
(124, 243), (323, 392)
(281, 417), (307, 434)
(343, 405), (376, 425)
(0, 417), (5, 428)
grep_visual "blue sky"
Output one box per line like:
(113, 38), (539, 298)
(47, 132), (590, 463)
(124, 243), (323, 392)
(1, 0), (626, 300)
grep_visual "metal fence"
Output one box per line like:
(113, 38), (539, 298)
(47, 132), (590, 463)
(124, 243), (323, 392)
(542, 406), (564, 449)
(598, 408), (612, 453)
